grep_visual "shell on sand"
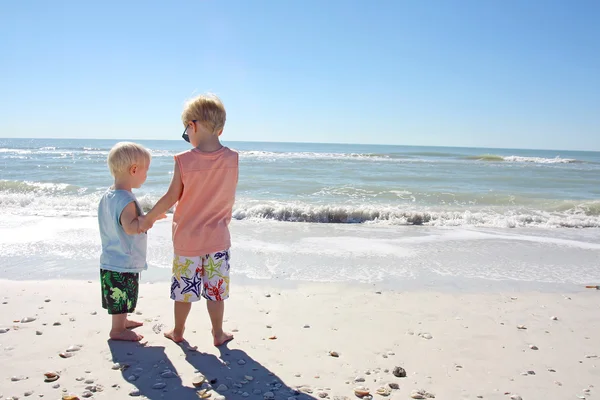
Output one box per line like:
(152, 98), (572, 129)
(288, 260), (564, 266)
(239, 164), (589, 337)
(44, 372), (60, 382)
(197, 389), (212, 398)
(354, 386), (370, 397)
(392, 366), (407, 378)
(376, 387), (391, 396)
(410, 389), (435, 399)
(192, 374), (206, 387)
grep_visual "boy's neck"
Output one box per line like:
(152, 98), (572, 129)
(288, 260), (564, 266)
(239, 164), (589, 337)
(113, 176), (133, 192)
(195, 136), (223, 153)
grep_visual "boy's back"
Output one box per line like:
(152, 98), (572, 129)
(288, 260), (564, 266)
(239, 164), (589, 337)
(141, 93), (237, 346)
(98, 189), (147, 272)
(172, 146), (238, 257)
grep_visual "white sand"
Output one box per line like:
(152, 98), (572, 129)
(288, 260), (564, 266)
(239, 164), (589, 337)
(1, 279), (599, 400)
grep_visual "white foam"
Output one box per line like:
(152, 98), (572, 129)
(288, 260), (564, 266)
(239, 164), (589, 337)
(0, 148), (32, 154)
(503, 155), (577, 164)
(238, 150), (394, 162)
(231, 201), (600, 228)
(2, 189), (599, 228)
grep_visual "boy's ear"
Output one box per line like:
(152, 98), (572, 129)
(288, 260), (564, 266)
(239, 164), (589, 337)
(217, 129), (223, 137)
(130, 164), (138, 175)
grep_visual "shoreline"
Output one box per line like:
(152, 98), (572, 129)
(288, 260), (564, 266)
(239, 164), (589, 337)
(1, 279), (599, 400)
(0, 274), (595, 295)
(2, 216), (600, 292)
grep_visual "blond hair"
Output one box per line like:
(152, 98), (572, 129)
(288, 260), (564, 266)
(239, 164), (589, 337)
(107, 142), (151, 177)
(181, 93), (226, 135)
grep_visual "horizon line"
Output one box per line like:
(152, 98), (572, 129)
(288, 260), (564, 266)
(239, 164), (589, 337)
(0, 137), (598, 153)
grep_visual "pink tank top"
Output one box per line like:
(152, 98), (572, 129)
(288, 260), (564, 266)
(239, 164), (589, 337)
(172, 147), (238, 256)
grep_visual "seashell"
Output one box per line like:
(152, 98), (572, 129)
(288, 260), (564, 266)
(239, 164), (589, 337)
(410, 389), (435, 399)
(354, 386), (370, 397)
(392, 366), (407, 378)
(192, 374), (206, 387)
(44, 372), (60, 382)
(376, 387), (391, 396)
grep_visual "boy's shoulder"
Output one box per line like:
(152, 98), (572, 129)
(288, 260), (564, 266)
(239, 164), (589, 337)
(175, 147), (238, 160)
(99, 188), (137, 205)
(222, 146), (239, 159)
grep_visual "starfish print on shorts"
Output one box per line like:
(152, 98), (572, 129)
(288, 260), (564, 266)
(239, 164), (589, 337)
(181, 271), (202, 298)
(204, 257), (224, 280)
(172, 257), (194, 280)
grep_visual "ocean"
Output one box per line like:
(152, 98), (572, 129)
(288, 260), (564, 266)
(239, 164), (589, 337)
(2, 138), (600, 227)
(1, 138), (599, 288)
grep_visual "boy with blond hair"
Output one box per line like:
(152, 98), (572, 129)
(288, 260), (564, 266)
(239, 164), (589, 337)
(140, 94), (238, 346)
(98, 142), (161, 341)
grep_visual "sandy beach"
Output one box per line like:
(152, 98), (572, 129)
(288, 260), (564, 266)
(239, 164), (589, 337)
(1, 279), (599, 400)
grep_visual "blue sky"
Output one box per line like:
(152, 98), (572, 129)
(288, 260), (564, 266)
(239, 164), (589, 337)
(1, 0), (599, 150)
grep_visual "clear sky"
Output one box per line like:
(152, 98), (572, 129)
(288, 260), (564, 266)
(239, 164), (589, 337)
(1, 0), (599, 150)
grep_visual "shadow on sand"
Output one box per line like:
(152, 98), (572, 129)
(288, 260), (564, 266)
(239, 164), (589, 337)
(108, 338), (317, 400)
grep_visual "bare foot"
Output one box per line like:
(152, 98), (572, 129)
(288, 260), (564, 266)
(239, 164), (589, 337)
(125, 319), (143, 329)
(164, 329), (185, 343)
(110, 329), (144, 341)
(213, 330), (234, 347)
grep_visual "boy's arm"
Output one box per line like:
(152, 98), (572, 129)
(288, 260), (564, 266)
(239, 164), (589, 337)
(120, 202), (140, 235)
(141, 162), (183, 228)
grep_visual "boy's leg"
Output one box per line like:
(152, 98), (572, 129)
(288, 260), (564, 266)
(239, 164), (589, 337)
(166, 254), (203, 343)
(110, 313), (143, 341)
(164, 301), (191, 343)
(101, 269), (143, 341)
(202, 250), (233, 346)
(207, 300), (233, 346)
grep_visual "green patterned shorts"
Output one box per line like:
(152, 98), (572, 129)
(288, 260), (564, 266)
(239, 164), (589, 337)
(100, 269), (139, 315)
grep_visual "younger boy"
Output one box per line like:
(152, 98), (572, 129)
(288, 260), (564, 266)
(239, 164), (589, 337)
(98, 142), (157, 341)
(140, 94), (238, 346)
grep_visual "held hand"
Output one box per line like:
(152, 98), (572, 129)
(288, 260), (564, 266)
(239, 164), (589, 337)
(138, 215), (153, 233)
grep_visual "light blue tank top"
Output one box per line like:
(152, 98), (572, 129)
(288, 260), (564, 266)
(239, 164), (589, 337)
(98, 189), (148, 273)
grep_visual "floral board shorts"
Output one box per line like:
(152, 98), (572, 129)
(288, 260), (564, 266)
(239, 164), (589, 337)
(100, 269), (139, 315)
(170, 250), (230, 302)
